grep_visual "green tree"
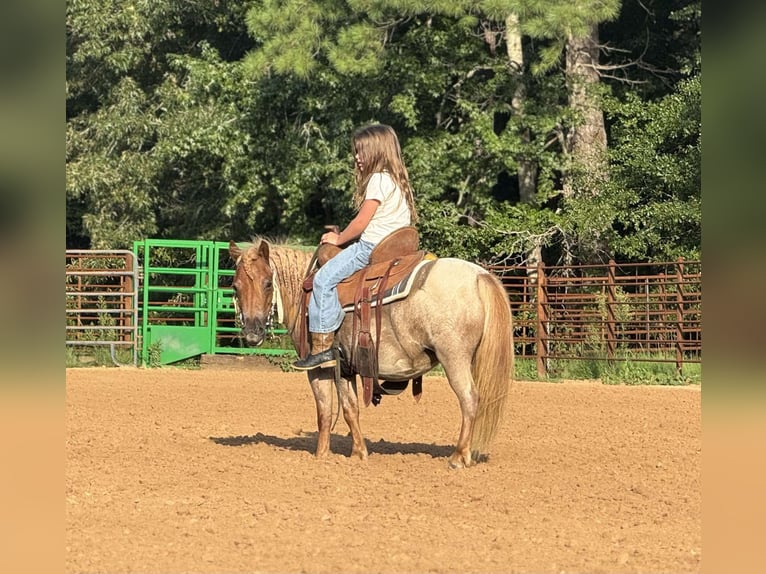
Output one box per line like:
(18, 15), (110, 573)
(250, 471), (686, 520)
(66, 0), (701, 267)
(596, 75), (701, 261)
(578, 0), (702, 263)
(240, 1), (632, 263)
(66, 0), (257, 248)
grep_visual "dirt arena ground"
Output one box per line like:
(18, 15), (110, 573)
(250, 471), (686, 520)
(66, 366), (701, 574)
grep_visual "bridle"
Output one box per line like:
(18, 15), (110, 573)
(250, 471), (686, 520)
(231, 255), (280, 339)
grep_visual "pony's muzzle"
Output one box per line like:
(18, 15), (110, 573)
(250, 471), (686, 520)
(242, 322), (266, 346)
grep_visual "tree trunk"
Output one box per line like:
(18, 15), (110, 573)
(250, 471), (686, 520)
(505, 13), (538, 204)
(563, 23), (607, 199)
(505, 14), (541, 272)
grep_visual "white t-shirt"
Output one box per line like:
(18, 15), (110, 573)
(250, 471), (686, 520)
(360, 172), (412, 244)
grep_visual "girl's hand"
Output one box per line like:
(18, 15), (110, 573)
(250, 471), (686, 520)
(321, 231), (340, 245)
(321, 200), (378, 246)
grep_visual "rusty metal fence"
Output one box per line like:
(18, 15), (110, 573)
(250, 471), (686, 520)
(65, 250), (139, 366)
(486, 258), (701, 377)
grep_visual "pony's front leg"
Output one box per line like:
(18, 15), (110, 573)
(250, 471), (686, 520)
(307, 370), (335, 457)
(336, 376), (368, 460)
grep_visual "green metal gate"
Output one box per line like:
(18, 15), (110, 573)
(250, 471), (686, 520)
(133, 239), (294, 366)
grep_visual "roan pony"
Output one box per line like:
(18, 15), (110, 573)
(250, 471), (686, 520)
(229, 238), (513, 468)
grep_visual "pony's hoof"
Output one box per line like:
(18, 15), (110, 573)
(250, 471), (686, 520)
(448, 454), (472, 469)
(351, 448), (369, 461)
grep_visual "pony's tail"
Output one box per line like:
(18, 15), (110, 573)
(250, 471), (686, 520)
(471, 271), (514, 455)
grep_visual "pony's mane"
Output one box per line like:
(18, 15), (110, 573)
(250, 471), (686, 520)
(244, 235), (316, 253)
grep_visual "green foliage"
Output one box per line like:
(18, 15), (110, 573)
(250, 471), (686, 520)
(602, 0), (700, 99)
(521, 0), (621, 74)
(599, 75), (701, 261)
(66, 346), (136, 368)
(67, 0), (258, 248)
(244, 0), (328, 78)
(270, 354), (301, 372)
(66, 0), (700, 270)
(65, 292), (136, 367)
(512, 358), (539, 381)
(147, 342), (163, 367)
(599, 357), (701, 386)
(328, 24), (385, 75)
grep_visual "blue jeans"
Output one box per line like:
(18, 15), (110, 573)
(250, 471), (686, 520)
(308, 240), (375, 333)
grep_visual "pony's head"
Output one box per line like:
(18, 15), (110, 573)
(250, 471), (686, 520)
(228, 239), (273, 347)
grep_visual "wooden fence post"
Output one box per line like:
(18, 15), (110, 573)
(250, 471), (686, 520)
(644, 278), (650, 348)
(675, 257), (686, 374)
(606, 260), (617, 360)
(658, 273), (667, 348)
(536, 261), (548, 378)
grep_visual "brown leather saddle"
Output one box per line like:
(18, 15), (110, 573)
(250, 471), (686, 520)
(298, 226), (434, 406)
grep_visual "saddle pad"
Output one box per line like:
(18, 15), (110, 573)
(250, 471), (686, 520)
(341, 257), (435, 312)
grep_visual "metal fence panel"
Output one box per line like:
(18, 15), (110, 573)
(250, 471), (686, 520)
(486, 258), (701, 377)
(65, 250), (139, 366)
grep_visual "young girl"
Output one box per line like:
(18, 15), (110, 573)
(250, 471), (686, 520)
(293, 123), (418, 370)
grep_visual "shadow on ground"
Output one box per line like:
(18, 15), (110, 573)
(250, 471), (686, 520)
(209, 431), (455, 458)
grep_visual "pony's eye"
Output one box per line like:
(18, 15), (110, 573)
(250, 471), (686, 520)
(264, 280), (273, 290)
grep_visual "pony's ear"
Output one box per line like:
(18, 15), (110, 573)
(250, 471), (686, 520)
(229, 240), (242, 262)
(257, 239), (270, 261)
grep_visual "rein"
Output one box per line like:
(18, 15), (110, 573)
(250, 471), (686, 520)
(294, 241), (342, 431)
(290, 243), (323, 356)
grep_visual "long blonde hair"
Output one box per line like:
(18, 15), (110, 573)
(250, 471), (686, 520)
(352, 124), (418, 224)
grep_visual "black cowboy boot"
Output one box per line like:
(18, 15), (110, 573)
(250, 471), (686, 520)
(292, 332), (337, 370)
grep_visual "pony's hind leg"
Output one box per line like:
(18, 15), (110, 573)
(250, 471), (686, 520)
(441, 359), (479, 468)
(336, 376), (368, 460)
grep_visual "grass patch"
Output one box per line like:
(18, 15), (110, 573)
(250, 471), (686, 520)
(66, 345), (136, 367)
(513, 355), (700, 386)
